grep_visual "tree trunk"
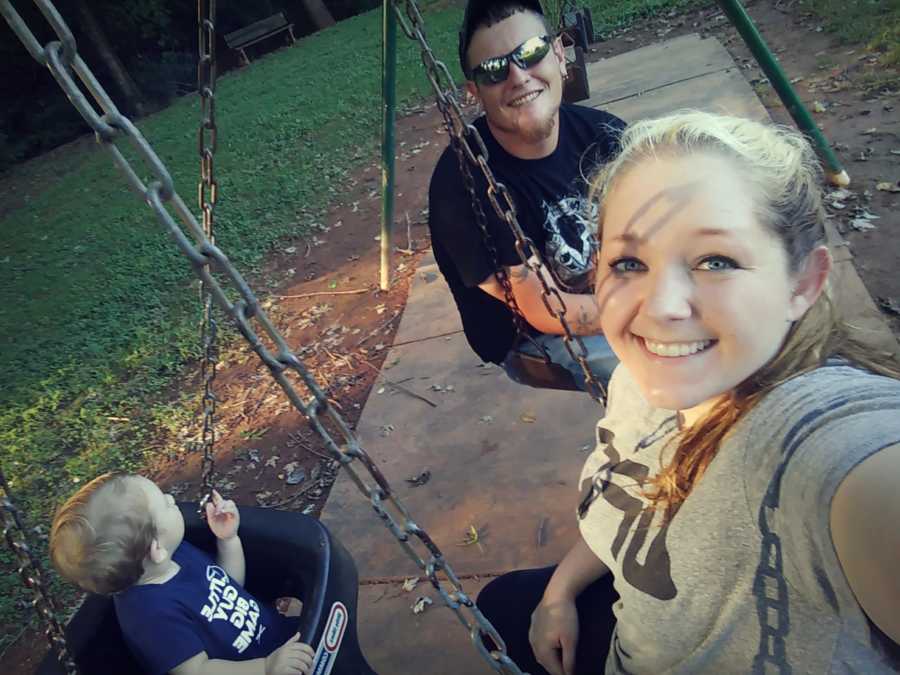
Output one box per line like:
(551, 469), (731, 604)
(74, 0), (146, 117)
(299, 0), (336, 31)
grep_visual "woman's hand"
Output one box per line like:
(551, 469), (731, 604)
(529, 595), (579, 675)
(205, 490), (240, 541)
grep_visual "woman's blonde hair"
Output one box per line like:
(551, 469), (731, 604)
(589, 111), (900, 522)
(50, 472), (156, 595)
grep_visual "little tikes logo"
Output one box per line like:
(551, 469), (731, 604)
(311, 602), (347, 675)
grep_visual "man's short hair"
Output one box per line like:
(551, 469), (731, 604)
(50, 473), (157, 595)
(458, 0), (547, 77)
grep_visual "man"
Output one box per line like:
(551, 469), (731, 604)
(428, 0), (625, 392)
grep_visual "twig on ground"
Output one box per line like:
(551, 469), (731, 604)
(276, 288), (370, 299)
(260, 479), (321, 509)
(352, 309), (401, 348)
(356, 358), (438, 407)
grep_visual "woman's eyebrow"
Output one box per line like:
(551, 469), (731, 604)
(610, 226), (734, 244)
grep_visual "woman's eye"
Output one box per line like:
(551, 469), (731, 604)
(696, 255), (738, 271)
(609, 257), (645, 273)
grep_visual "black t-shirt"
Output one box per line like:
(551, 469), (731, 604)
(428, 104), (626, 364)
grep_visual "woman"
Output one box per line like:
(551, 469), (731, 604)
(476, 111), (900, 674)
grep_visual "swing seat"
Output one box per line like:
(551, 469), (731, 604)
(38, 505), (377, 675)
(503, 348), (582, 392)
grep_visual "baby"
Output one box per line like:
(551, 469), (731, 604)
(50, 473), (314, 675)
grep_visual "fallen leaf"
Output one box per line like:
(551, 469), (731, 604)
(811, 100), (827, 113)
(284, 246), (297, 254)
(402, 577), (419, 592)
(521, 413), (537, 423)
(405, 470), (431, 487)
(265, 456), (279, 468)
(479, 415), (494, 424)
(286, 468), (307, 485)
(411, 596), (433, 614)
(875, 182), (900, 193)
(877, 297), (900, 317)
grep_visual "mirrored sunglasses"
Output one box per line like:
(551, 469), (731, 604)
(470, 35), (552, 86)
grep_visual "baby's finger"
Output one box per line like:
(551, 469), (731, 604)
(298, 643), (315, 657)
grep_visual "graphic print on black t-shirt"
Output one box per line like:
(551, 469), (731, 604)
(542, 194), (597, 292)
(580, 417), (679, 600)
(428, 105), (626, 364)
(201, 562), (266, 653)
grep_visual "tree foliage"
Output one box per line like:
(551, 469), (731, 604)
(1, 0), (373, 170)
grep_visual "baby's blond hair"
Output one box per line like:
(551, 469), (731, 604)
(50, 473), (156, 595)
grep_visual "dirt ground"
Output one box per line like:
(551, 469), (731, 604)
(4, 0), (898, 670)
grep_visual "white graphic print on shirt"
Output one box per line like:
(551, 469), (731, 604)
(200, 564), (266, 653)
(542, 195), (597, 291)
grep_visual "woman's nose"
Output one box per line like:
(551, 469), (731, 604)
(643, 267), (693, 321)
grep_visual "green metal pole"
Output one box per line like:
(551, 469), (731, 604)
(716, 0), (849, 186)
(381, 0), (398, 290)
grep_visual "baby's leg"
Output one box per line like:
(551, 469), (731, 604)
(275, 596), (303, 617)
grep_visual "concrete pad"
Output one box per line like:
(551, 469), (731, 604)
(357, 577), (495, 674)
(831, 259), (900, 358)
(390, 251), (463, 344)
(587, 34), (735, 106)
(322, 331), (597, 580)
(600, 68), (769, 122)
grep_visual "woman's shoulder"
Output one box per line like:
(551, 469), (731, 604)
(740, 360), (900, 504)
(756, 359), (900, 422)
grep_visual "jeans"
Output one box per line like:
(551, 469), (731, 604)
(503, 332), (619, 393)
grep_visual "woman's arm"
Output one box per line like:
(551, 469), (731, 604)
(543, 536), (610, 603)
(830, 441), (900, 644)
(529, 537), (611, 675)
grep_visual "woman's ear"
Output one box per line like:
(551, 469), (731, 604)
(788, 245), (832, 321)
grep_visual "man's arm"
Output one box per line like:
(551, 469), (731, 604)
(478, 260), (603, 336)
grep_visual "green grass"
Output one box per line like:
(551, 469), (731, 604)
(0, 0), (717, 655)
(801, 0), (900, 65)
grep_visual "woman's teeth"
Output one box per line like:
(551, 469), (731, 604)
(643, 338), (715, 358)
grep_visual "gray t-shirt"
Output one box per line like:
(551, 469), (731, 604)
(578, 361), (900, 674)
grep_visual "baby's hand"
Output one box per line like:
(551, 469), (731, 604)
(265, 633), (315, 675)
(205, 490), (240, 541)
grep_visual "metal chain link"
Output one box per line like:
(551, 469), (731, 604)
(196, 0), (219, 505)
(2, 2), (530, 671)
(391, 0), (607, 405)
(0, 467), (78, 675)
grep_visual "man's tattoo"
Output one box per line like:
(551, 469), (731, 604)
(574, 295), (602, 334)
(506, 265), (530, 282)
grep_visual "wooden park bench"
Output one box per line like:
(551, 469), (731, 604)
(225, 12), (296, 65)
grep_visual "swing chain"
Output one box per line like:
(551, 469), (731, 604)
(2, 4), (531, 670)
(447, 135), (547, 359)
(0, 468), (79, 675)
(197, 0), (219, 503)
(390, 0), (606, 405)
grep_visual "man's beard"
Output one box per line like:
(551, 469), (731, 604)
(490, 109), (557, 144)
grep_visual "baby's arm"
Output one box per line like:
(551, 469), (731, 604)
(171, 634), (315, 675)
(205, 490), (246, 585)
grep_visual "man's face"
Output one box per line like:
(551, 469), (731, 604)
(465, 11), (566, 153)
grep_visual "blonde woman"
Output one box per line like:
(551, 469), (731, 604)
(476, 112), (900, 674)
